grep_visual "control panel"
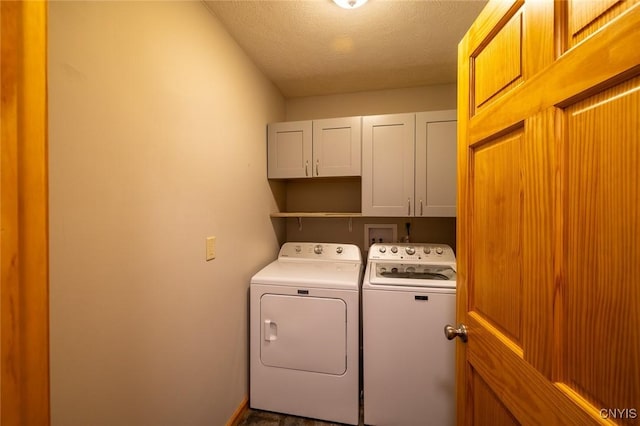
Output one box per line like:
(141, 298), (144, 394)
(279, 242), (362, 262)
(368, 243), (455, 263)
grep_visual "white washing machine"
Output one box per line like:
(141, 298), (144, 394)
(250, 242), (362, 425)
(363, 243), (456, 426)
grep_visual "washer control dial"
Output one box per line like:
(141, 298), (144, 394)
(314, 245), (323, 254)
(336, 246), (343, 254)
(391, 246), (398, 254)
(378, 246), (387, 253)
(406, 247), (416, 255)
(436, 247), (444, 255)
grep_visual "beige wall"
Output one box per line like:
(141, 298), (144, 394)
(282, 85), (457, 253)
(48, 2), (285, 425)
(285, 84), (456, 120)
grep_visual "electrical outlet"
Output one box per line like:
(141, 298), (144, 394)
(364, 224), (397, 249)
(206, 236), (216, 261)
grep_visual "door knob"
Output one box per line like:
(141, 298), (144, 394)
(444, 324), (468, 342)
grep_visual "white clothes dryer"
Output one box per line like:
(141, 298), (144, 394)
(250, 242), (362, 425)
(363, 243), (457, 426)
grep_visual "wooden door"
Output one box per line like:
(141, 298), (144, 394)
(457, 0), (639, 424)
(312, 116), (362, 177)
(362, 113), (415, 217)
(1, 0), (50, 424)
(415, 110), (457, 217)
(267, 120), (312, 179)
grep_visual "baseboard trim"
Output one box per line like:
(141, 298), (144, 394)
(226, 396), (249, 426)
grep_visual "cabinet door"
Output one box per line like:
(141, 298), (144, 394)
(415, 110), (457, 217)
(312, 116), (361, 177)
(362, 113), (415, 216)
(267, 121), (312, 179)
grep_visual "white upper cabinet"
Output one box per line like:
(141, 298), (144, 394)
(267, 120), (313, 179)
(267, 117), (361, 179)
(362, 113), (416, 216)
(312, 117), (361, 177)
(415, 110), (457, 217)
(362, 110), (457, 217)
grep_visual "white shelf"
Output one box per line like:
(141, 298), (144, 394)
(270, 212), (362, 218)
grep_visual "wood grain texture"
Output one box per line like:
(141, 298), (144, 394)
(474, 11), (523, 109)
(458, 0), (640, 424)
(523, 0), (555, 77)
(225, 397), (249, 426)
(468, 3), (640, 145)
(472, 368), (520, 426)
(569, 0), (620, 36)
(456, 30), (472, 425)
(564, 76), (640, 416)
(471, 130), (524, 344)
(467, 313), (603, 425)
(521, 109), (556, 378)
(1, 1), (50, 424)
(568, 0), (638, 47)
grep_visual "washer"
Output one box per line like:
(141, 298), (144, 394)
(363, 243), (456, 426)
(250, 242), (362, 425)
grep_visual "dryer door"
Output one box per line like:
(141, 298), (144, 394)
(260, 294), (347, 375)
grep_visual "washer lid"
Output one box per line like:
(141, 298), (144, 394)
(366, 262), (456, 289)
(251, 260), (362, 290)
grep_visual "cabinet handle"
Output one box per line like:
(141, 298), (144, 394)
(316, 159), (319, 176)
(408, 198), (411, 216)
(420, 199), (423, 216)
(305, 160), (309, 177)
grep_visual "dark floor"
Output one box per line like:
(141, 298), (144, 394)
(237, 408), (364, 426)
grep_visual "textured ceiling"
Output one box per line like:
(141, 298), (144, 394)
(206, 0), (487, 98)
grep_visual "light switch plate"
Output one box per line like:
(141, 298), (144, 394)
(206, 236), (216, 261)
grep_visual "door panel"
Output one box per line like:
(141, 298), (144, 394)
(458, 0), (640, 424)
(472, 369), (520, 426)
(567, 0), (638, 47)
(471, 130), (523, 344)
(473, 10), (524, 110)
(260, 294), (346, 375)
(565, 76), (640, 412)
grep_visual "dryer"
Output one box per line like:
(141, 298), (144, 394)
(250, 242), (362, 425)
(363, 243), (456, 426)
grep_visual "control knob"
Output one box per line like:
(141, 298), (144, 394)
(391, 246), (398, 253)
(336, 246), (343, 254)
(436, 247), (444, 255)
(378, 246), (386, 253)
(314, 245), (323, 254)
(406, 247), (416, 255)
(424, 247), (431, 254)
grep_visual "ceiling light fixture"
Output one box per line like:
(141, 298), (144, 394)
(332, 0), (368, 9)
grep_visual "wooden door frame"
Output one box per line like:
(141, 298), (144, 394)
(1, 1), (50, 424)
